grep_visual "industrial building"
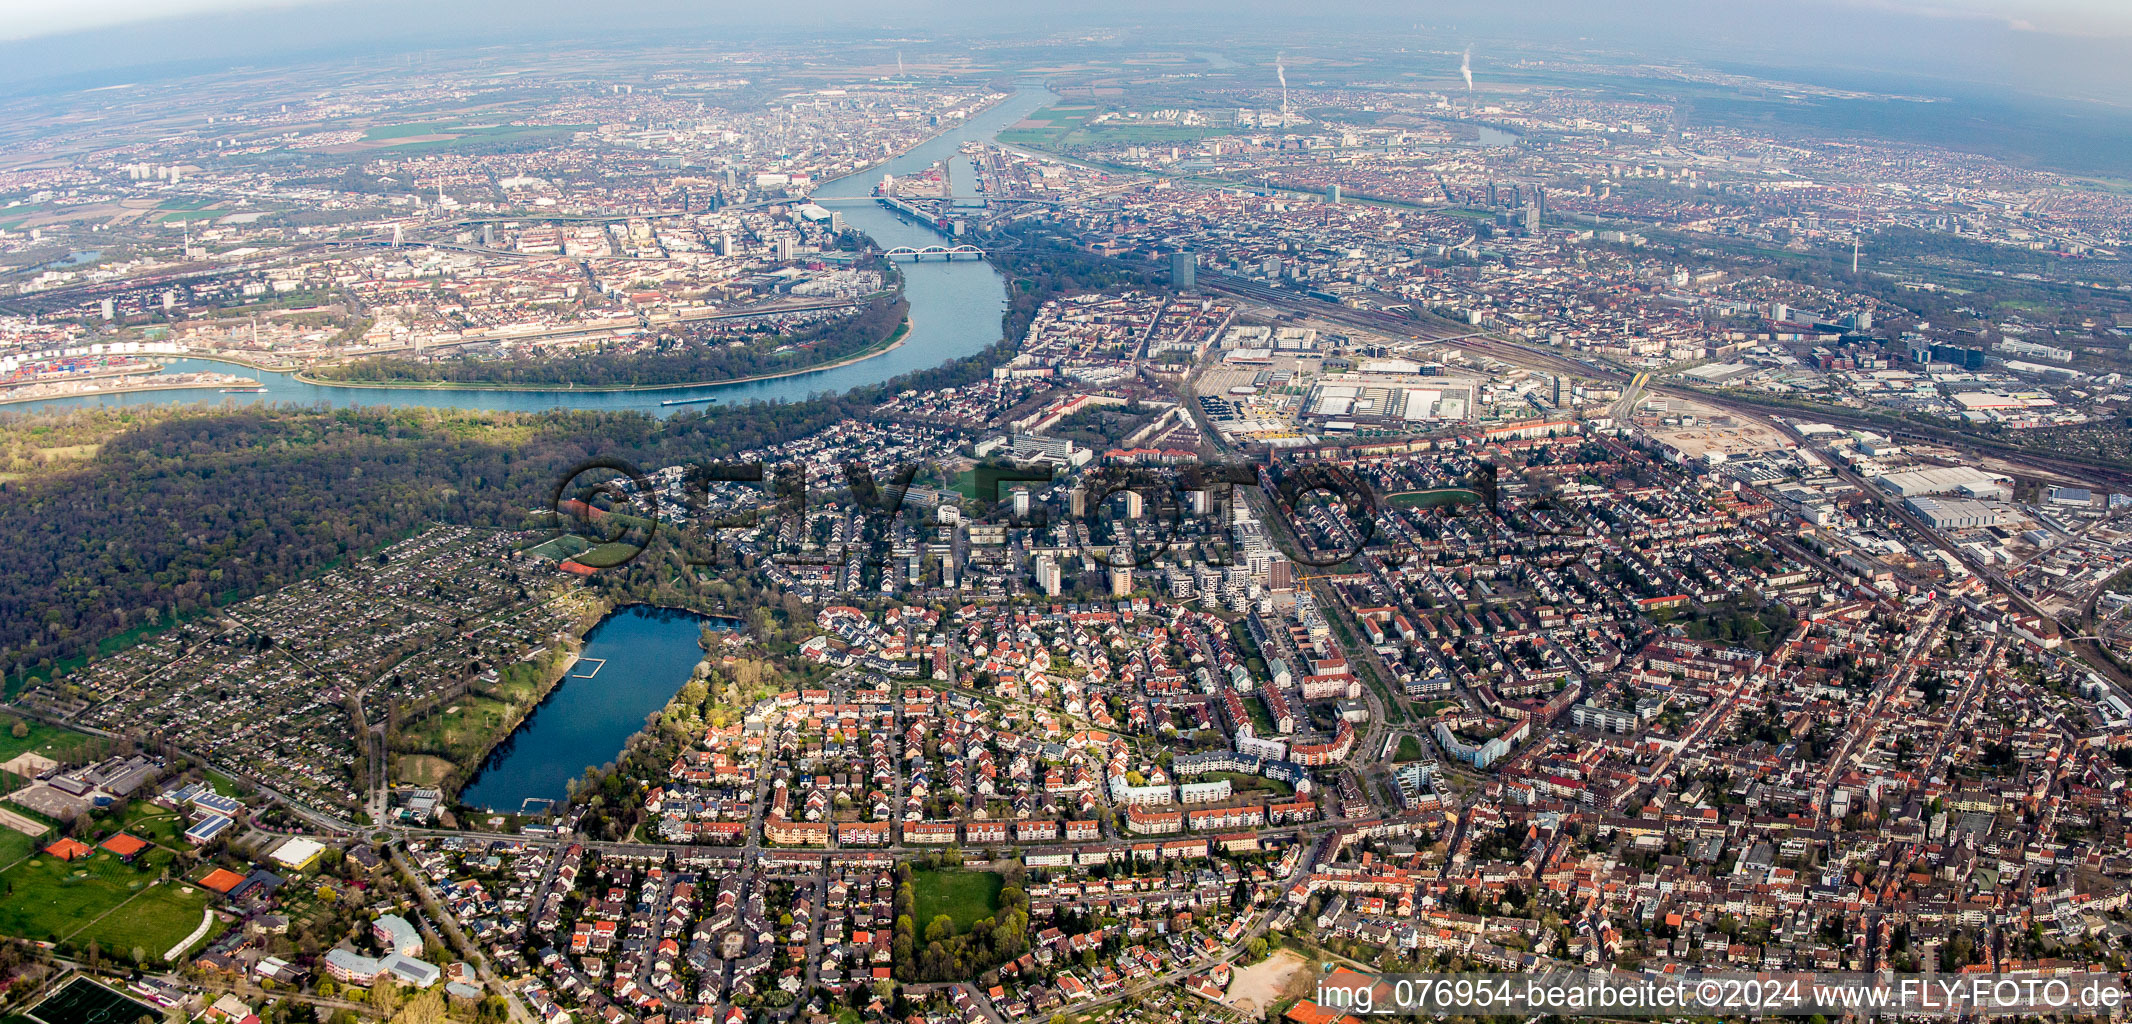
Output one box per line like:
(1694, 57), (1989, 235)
(1300, 373), (1478, 426)
(1904, 496), (2008, 531)
(1871, 466), (2012, 502)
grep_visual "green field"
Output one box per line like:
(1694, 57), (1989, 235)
(1385, 488), (1485, 510)
(997, 106), (1225, 151)
(996, 105), (1101, 147)
(395, 692), (517, 784)
(363, 121), (458, 140)
(911, 868), (1002, 933)
(1393, 735), (1426, 762)
(0, 843), (181, 949)
(946, 468), (985, 501)
(573, 541), (647, 568)
(0, 717), (92, 764)
(1021, 105), (1099, 127)
(1203, 770), (1293, 796)
(524, 534), (591, 561)
(204, 769), (241, 798)
(73, 878), (221, 960)
(114, 803), (189, 848)
(0, 829), (38, 870)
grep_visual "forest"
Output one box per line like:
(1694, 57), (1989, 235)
(308, 295), (907, 388)
(0, 393), (913, 690)
(0, 241), (1160, 691)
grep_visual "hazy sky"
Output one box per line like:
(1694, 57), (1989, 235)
(0, 0), (317, 40)
(1862, 0), (2132, 33)
(3, 0), (2132, 107)
(4, 0), (2132, 41)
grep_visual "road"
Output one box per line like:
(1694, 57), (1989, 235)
(1610, 370), (1650, 421)
(1201, 274), (2132, 697)
(1806, 601), (1951, 827)
(392, 845), (535, 1024)
(1014, 832), (1322, 1019)
(1179, 358), (1404, 816)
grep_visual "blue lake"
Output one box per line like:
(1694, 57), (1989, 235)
(457, 604), (735, 811)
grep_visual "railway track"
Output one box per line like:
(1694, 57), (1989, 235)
(1655, 387), (2132, 488)
(1033, 242), (2130, 493)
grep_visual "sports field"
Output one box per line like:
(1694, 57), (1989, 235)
(73, 879), (221, 959)
(27, 977), (157, 1024)
(911, 868), (1002, 933)
(1384, 488), (1485, 510)
(0, 841), (216, 959)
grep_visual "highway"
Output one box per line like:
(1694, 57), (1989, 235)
(1610, 370), (1650, 422)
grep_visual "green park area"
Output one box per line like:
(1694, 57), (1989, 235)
(0, 716), (93, 766)
(354, 121), (590, 154)
(0, 841), (218, 960)
(1385, 488), (1484, 510)
(911, 868), (1003, 933)
(1204, 770), (1294, 797)
(362, 121), (459, 140)
(392, 647), (572, 788)
(394, 693), (518, 785)
(995, 106), (1101, 148)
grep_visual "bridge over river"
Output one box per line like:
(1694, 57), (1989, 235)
(883, 243), (987, 261)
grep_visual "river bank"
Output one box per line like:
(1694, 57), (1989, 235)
(292, 318), (911, 394)
(389, 593), (615, 799)
(830, 91), (1017, 193)
(174, 352), (305, 374)
(0, 373), (260, 407)
(6, 85), (1052, 418)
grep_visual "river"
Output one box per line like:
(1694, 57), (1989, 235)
(1476, 125), (1519, 147)
(458, 605), (738, 812)
(8, 85), (1057, 418)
